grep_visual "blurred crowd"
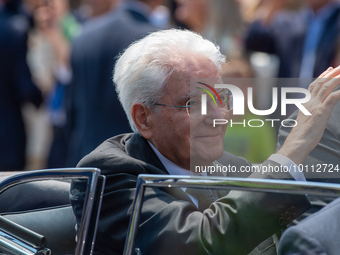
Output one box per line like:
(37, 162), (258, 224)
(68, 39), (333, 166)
(1, 0), (340, 171)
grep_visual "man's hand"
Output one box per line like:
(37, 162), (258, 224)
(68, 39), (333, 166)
(278, 66), (340, 165)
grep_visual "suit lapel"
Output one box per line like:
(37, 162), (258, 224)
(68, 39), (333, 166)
(125, 134), (194, 203)
(126, 134), (169, 174)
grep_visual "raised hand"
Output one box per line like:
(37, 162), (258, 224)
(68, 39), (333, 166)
(278, 66), (340, 165)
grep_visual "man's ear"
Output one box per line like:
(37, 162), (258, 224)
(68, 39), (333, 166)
(131, 103), (153, 139)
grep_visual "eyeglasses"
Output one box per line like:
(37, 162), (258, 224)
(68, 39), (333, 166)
(152, 90), (233, 119)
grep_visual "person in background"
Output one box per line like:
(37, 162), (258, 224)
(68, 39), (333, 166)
(175, 0), (244, 57)
(74, 0), (120, 22)
(25, 0), (80, 169)
(245, 0), (340, 79)
(238, 0), (304, 25)
(66, 0), (164, 166)
(0, 0), (43, 170)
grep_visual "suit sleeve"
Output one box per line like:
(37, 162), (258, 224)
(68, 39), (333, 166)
(278, 227), (326, 255)
(279, 195), (340, 255)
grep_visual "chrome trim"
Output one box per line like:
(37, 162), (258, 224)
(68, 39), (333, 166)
(123, 175), (340, 255)
(0, 229), (36, 255)
(0, 168), (102, 255)
(0, 229), (51, 255)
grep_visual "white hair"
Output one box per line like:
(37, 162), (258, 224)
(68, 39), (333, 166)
(113, 29), (226, 133)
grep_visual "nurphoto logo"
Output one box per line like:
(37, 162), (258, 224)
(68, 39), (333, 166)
(196, 82), (312, 128)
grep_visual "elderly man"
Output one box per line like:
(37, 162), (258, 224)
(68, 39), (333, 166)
(76, 29), (340, 255)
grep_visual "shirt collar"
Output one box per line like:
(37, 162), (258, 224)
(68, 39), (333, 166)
(148, 141), (209, 192)
(148, 141), (191, 176)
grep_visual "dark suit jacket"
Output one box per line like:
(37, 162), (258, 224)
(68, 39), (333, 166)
(245, 4), (340, 78)
(67, 5), (157, 166)
(0, 6), (42, 170)
(76, 133), (311, 255)
(278, 197), (340, 255)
